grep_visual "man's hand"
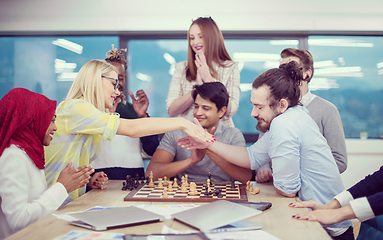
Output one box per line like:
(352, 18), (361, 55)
(128, 89), (149, 118)
(255, 169), (273, 183)
(191, 149), (205, 164)
(57, 162), (94, 193)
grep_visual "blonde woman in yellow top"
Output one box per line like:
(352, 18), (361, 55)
(45, 59), (214, 204)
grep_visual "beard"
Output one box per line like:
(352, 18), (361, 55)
(256, 118), (271, 133)
(255, 108), (282, 133)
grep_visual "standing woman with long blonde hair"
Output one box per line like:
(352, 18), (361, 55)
(44, 59), (214, 204)
(166, 17), (240, 127)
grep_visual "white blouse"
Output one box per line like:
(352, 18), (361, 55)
(0, 145), (68, 239)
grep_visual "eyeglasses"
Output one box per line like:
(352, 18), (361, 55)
(101, 75), (119, 90)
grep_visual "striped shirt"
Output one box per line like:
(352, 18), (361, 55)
(44, 99), (120, 203)
(166, 60), (240, 127)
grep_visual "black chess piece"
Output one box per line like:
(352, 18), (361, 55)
(122, 181), (127, 190)
(204, 185), (209, 195)
(230, 179), (236, 190)
(217, 192), (223, 198)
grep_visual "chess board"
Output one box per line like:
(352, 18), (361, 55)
(123, 181), (248, 203)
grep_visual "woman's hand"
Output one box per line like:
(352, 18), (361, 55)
(194, 50), (214, 83)
(289, 200), (326, 210)
(88, 171), (108, 190)
(291, 206), (355, 225)
(178, 118), (215, 149)
(57, 162), (94, 193)
(179, 117), (215, 145)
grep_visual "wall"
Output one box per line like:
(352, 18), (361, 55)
(1, 0), (383, 33)
(342, 140), (383, 189)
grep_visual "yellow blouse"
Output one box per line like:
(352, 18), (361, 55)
(44, 99), (120, 203)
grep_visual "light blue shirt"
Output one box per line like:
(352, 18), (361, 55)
(247, 106), (352, 232)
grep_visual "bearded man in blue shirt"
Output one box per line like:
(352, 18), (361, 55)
(177, 61), (354, 240)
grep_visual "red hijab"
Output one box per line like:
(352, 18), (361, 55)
(0, 88), (56, 169)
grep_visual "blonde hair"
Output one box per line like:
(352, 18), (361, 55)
(64, 59), (117, 112)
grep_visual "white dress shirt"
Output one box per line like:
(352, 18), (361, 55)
(0, 145), (68, 240)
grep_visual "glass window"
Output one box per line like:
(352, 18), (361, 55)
(127, 39), (298, 134)
(308, 36), (383, 138)
(0, 36), (118, 102)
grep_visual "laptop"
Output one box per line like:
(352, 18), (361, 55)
(171, 200), (262, 232)
(69, 206), (165, 231)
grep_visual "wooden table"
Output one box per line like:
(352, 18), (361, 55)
(5, 180), (331, 240)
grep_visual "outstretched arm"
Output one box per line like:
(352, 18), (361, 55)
(117, 117), (214, 144)
(177, 137), (251, 169)
(202, 148), (252, 184)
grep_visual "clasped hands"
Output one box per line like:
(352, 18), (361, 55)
(177, 118), (216, 151)
(195, 50), (214, 85)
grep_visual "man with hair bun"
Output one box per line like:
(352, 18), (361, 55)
(255, 48), (347, 184)
(177, 61), (354, 239)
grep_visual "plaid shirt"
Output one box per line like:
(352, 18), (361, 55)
(44, 99), (120, 203)
(166, 61), (241, 127)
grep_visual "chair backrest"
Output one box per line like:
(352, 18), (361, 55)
(356, 215), (383, 240)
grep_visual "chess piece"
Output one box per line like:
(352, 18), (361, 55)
(185, 174), (189, 187)
(230, 179), (236, 190)
(173, 178), (179, 188)
(246, 180), (250, 190)
(251, 187), (261, 195)
(207, 179), (211, 192)
(181, 176), (185, 187)
(249, 183), (253, 192)
(148, 171), (155, 187)
(180, 182), (187, 192)
(168, 182), (173, 192)
(189, 182), (198, 195)
(163, 176), (168, 186)
(163, 187), (168, 198)
(158, 178), (163, 189)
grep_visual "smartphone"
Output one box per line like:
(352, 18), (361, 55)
(230, 200), (272, 211)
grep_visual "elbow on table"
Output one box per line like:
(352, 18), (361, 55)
(283, 192), (298, 198)
(274, 186), (297, 198)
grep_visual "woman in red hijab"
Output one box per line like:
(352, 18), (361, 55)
(0, 88), (94, 239)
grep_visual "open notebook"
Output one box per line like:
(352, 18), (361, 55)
(171, 200), (262, 232)
(69, 206), (164, 230)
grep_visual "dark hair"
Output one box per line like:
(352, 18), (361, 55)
(186, 17), (232, 82)
(192, 82), (229, 111)
(105, 45), (127, 70)
(280, 48), (314, 83)
(252, 61), (302, 108)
